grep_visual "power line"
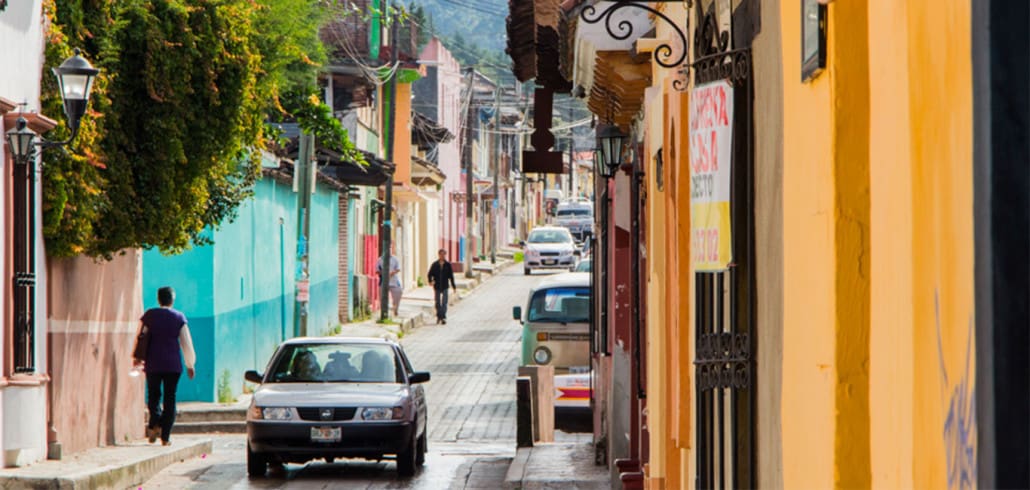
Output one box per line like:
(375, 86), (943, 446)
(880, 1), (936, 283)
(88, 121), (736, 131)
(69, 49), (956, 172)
(434, 0), (506, 17)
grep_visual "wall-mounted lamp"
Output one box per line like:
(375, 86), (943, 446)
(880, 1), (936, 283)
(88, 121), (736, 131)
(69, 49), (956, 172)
(595, 124), (626, 179)
(5, 118), (35, 165)
(5, 49), (100, 163)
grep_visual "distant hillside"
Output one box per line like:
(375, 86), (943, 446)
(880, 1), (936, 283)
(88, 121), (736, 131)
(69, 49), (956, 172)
(413, 0), (510, 77)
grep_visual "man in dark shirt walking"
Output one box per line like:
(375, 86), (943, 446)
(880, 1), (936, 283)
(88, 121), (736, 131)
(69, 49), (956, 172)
(427, 249), (457, 324)
(135, 286), (196, 446)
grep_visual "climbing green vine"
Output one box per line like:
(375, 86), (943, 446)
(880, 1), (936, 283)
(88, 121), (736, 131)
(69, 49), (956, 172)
(41, 0), (363, 258)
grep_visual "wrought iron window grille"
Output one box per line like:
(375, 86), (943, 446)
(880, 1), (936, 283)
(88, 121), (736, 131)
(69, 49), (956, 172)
(675, 7), (752, 91)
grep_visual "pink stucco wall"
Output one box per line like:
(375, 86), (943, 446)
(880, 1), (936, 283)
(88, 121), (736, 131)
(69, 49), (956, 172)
(420, 38), (465, 261)
(47, 251), (145, 454)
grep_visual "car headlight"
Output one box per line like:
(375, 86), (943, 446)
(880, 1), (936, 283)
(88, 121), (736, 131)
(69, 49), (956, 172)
(533, 346), (552, 365)
(527, 249), (540, 257)
(251, 406), (293, 421)
(361, 407), (404, 420)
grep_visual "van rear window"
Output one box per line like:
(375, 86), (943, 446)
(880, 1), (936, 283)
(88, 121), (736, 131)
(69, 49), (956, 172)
(527, 287), (590, 323)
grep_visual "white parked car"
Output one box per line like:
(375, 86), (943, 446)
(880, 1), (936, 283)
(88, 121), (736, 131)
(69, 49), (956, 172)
(522, 226), (580, 275)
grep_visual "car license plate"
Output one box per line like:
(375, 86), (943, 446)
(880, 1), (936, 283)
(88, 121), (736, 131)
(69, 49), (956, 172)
(543, 259), (556, 265)
(310, 427), (341, 443)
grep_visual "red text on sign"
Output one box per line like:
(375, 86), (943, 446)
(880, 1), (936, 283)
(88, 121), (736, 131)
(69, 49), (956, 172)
(692, 228), (720, 264)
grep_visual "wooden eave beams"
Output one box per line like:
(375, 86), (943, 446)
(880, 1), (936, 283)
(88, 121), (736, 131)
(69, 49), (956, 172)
(587, 51), (651, 128)
(507, 0), (537, 82)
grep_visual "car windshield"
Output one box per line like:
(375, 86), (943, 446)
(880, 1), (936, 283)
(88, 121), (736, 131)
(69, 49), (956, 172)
(527, 229), (572, 244)
(575, 260), (591, 272)
(267, 343), (401, 383)
(527, 287), (590, 323)
(556, 208), (591, 217)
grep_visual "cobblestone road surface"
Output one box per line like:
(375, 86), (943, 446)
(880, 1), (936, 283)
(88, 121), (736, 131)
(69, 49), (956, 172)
(139, 267), (572, 489)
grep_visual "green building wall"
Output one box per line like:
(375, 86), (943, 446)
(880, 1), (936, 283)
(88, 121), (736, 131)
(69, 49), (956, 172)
(143, 176), (340, 402)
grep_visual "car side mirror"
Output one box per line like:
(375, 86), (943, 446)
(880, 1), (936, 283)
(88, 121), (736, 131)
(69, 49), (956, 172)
(519, 240), (526, 247)
(244, 370), (263, 384)
(574, 250), (582, 256)
(512, 306), (522, 320)
(409, 372), (431, 384)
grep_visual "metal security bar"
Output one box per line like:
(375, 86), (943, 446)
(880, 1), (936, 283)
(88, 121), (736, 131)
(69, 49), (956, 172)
(691, 3), (756, 488)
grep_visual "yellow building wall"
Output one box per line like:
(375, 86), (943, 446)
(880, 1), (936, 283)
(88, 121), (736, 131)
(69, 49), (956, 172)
(869, 0), (975, 488)
(781, 0), (974, 489)
(642, 83), (668, 489)
(641, 4), (694, 488)
(780, 0), (844, 485)
(393, 82), (413, 184)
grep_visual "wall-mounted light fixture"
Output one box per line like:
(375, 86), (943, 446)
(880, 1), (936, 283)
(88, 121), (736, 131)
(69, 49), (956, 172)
(5, 49), (100, 163)
(594, 124), (625, 179)
(801, 0), (827, 82)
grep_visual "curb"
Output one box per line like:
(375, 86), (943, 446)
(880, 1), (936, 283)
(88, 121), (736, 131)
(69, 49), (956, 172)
(503, 443), (610, 490)
(503, 445), (531, 489)
(0, 438), (212, 490)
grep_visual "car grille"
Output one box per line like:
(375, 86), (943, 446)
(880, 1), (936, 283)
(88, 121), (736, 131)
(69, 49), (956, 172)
(296, 407), (357, 421)
(539, 251), (560, 256)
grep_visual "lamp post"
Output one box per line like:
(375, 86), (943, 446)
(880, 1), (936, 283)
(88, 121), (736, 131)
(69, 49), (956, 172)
(4, 49), (99, 375)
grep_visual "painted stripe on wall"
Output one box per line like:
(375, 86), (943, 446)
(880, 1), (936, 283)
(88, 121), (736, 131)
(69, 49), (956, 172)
(49, 320), (138, 335)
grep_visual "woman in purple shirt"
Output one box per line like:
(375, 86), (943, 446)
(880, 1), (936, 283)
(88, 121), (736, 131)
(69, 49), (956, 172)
(137, 286), (196, 446)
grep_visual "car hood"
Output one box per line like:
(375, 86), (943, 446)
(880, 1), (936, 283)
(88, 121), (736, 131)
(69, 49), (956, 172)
(253, 382), (409, 407)
(526, 243), (574, 252)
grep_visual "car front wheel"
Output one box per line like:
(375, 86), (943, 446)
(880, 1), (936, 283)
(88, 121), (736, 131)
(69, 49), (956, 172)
(524, 267), (531, 275)
(247, 443), (267, 477)
(416, 431), (427, 467)
(396, 430), (419, 477)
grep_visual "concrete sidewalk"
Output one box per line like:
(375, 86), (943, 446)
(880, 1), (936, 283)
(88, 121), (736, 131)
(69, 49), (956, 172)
(0, 437), (211, 490)
(504, 442), (610, 490)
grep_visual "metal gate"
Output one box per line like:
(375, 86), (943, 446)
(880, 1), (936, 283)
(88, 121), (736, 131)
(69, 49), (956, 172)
(688, 5), (756, 489)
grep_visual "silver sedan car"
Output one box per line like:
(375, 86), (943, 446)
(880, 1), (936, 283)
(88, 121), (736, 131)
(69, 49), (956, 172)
(244, 337), (430, 477)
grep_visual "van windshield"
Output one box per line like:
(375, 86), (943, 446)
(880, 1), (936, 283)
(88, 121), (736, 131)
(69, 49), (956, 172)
(527, 287), (590, 323)
(556, 208), (591, 217)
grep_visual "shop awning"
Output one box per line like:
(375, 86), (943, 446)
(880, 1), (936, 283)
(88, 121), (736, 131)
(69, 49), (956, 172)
(411, 112), (455, 151)
(411, 156), (447, 187)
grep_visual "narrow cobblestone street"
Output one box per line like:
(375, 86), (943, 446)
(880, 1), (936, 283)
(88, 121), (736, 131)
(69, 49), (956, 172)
(139, 267), (582, 489)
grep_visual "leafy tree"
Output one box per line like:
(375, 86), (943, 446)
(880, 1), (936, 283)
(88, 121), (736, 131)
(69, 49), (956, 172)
(41, 0), (361, 258)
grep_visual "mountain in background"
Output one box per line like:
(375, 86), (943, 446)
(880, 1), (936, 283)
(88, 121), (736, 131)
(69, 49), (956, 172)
(409, 0), (512, 81)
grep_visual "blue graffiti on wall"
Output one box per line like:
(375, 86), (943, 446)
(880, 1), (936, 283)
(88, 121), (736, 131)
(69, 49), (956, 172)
(935, 292), (976, 490)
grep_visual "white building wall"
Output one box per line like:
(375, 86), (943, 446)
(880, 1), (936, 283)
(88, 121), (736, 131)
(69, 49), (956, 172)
(0, 0), (51, 467)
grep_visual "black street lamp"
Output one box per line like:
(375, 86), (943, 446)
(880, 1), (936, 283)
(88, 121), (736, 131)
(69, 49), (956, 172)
(595, 124), (625, 179)
(53, 48), (100, 138)
(3, 48), (100, 375)
(4, 48), (99, 163)
(5, 117), (36, 165)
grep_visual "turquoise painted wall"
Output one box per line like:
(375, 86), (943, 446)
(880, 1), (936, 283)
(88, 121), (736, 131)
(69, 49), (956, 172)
(346, 198), (356, 321)
(144, 176), (340, 402)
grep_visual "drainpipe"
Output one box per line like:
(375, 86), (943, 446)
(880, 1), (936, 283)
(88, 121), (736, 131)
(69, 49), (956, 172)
(279, 217), (286, 342)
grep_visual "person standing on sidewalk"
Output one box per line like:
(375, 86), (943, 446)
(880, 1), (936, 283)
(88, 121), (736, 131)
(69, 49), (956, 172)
(137, 286), (196, 446)
(377, 247), (403, 317)
(427, 249), (457, 324)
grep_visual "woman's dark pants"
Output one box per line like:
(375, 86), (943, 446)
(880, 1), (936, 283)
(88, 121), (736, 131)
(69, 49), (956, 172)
(146, 372), (182, 442)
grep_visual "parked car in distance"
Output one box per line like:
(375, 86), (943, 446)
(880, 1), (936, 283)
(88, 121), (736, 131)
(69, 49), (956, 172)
(553, 201), (594, 241)
(512, 272), (592, 416)
(244, 337), (430, 478)
(574, 258), (591, 273)
(521, 226), (580, 275)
